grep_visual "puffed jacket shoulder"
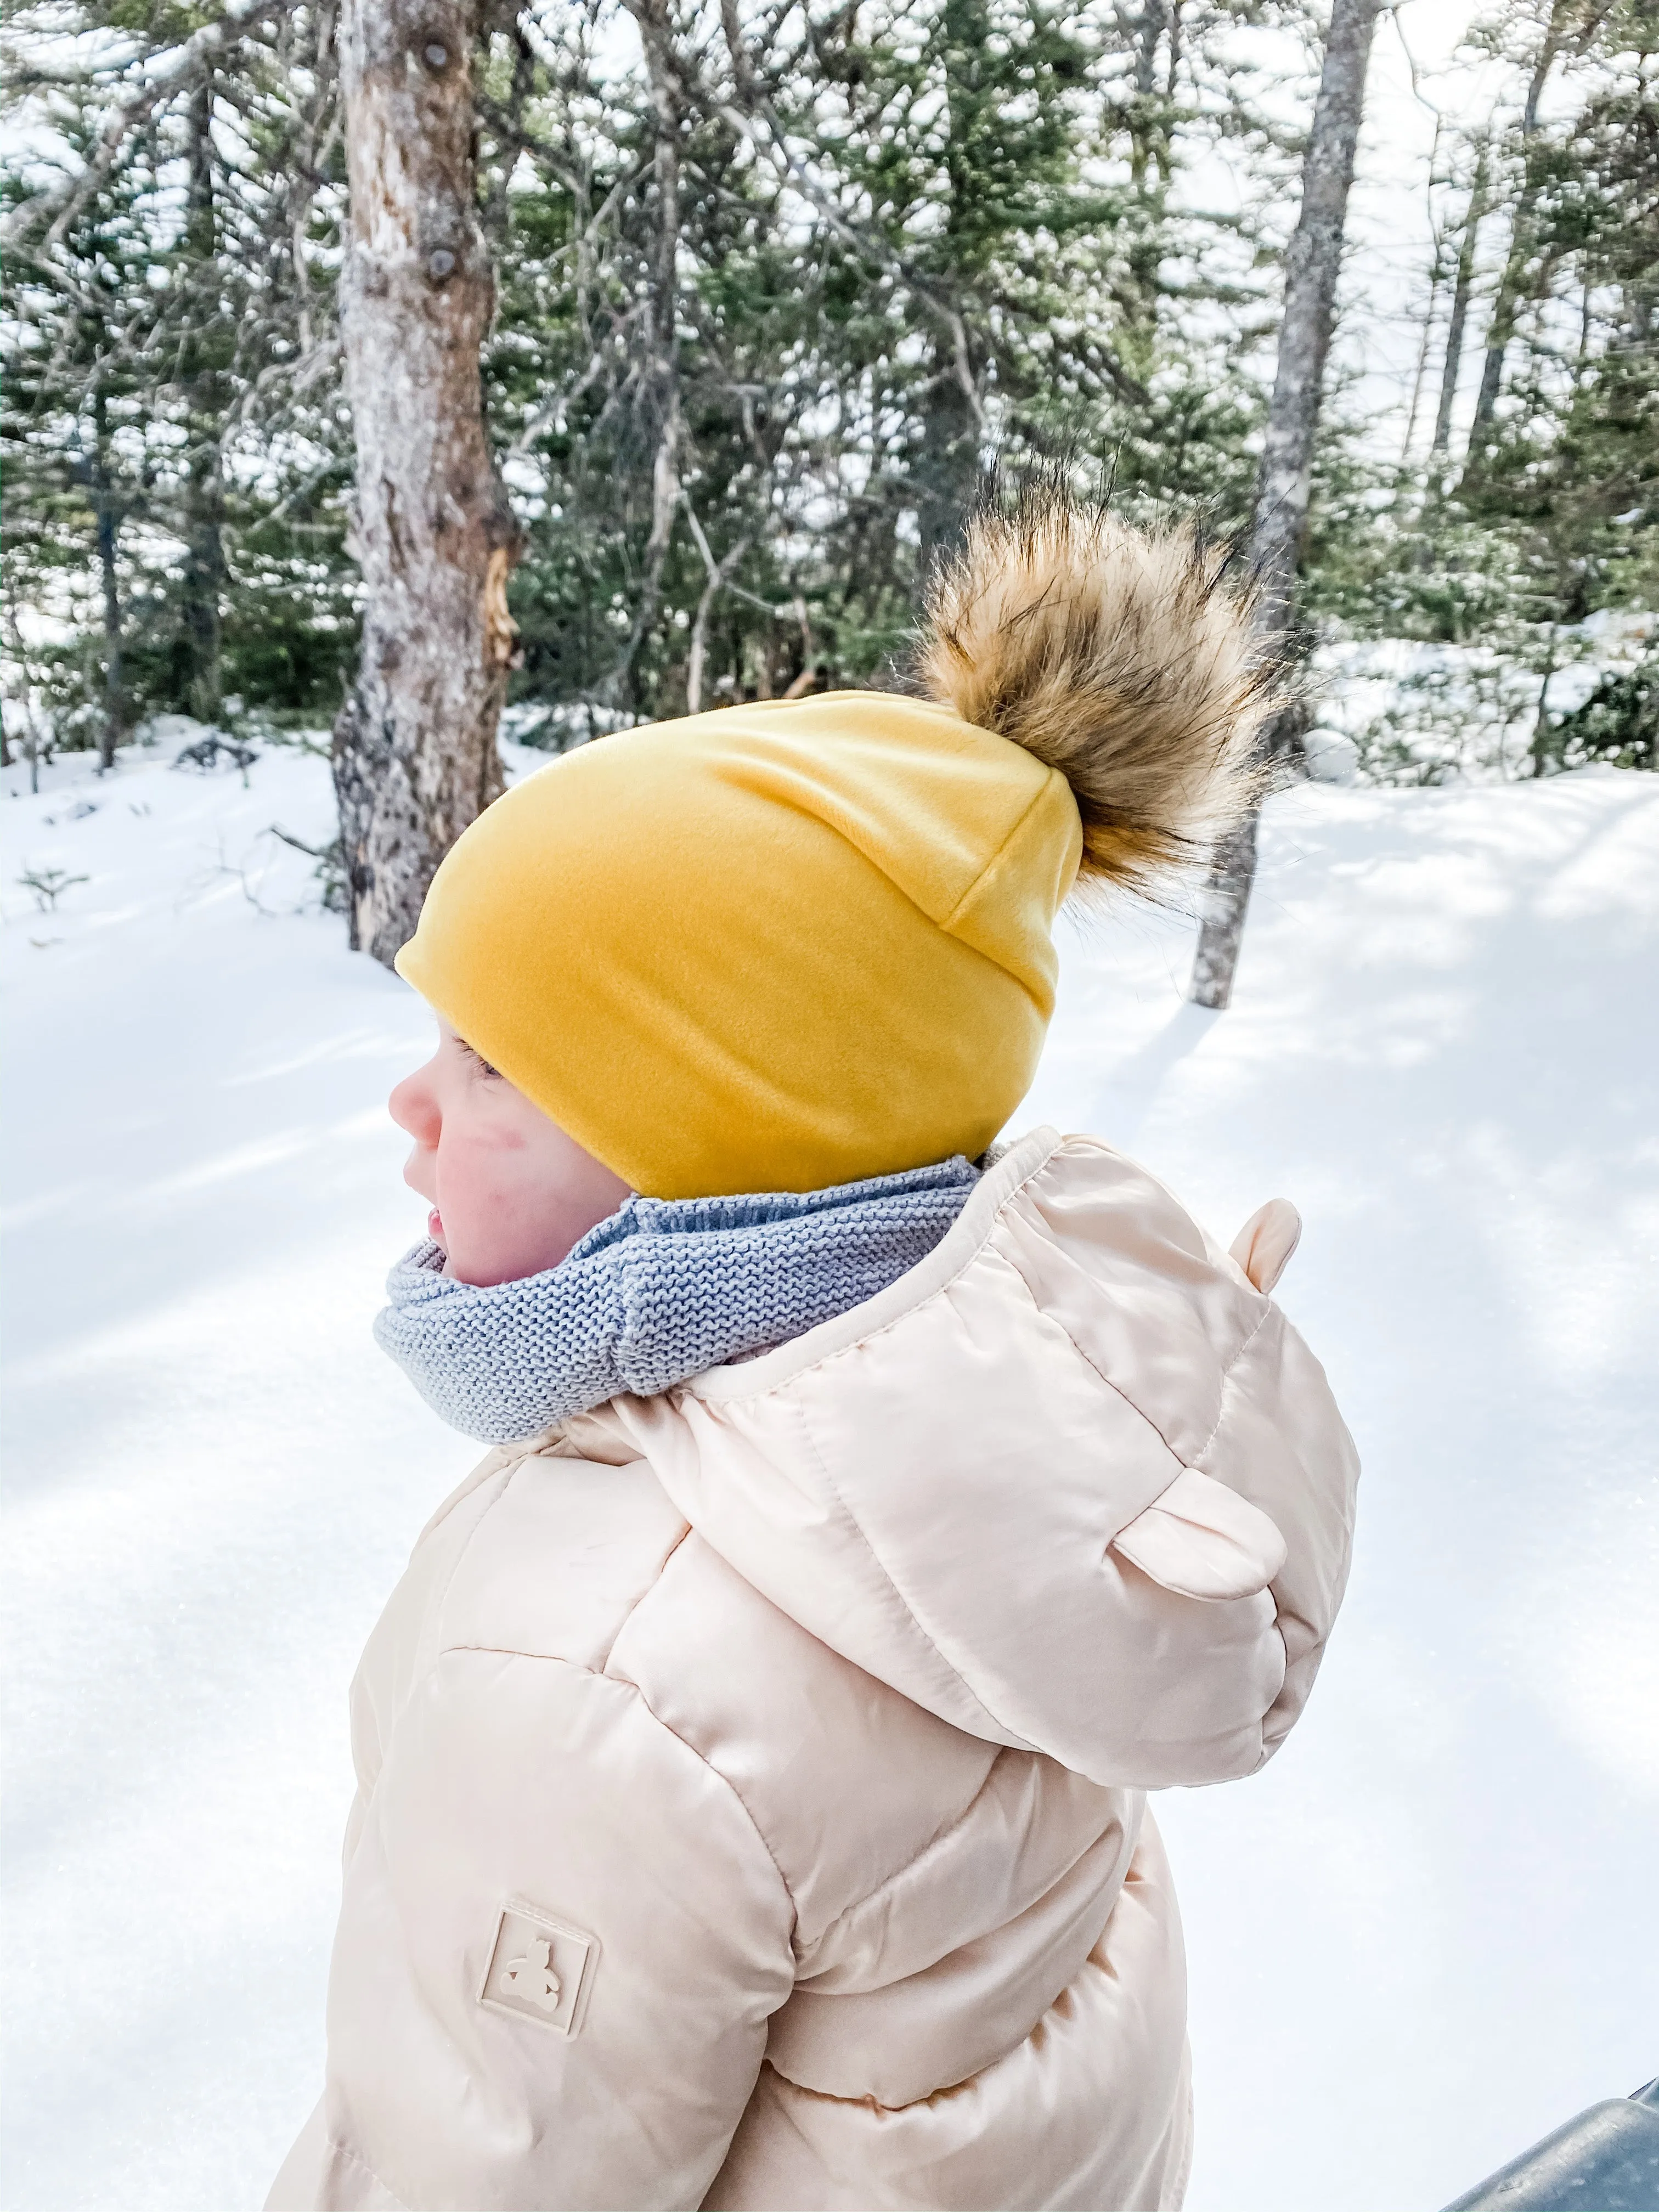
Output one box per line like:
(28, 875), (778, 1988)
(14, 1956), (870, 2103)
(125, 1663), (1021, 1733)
(268, 1128), (1359, 2212)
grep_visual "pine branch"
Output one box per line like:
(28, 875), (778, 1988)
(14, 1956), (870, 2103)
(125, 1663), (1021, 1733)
(4, 0), (301, 253)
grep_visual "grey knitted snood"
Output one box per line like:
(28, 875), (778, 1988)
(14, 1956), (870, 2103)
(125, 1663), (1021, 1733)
(375, 1155), (978, 1444)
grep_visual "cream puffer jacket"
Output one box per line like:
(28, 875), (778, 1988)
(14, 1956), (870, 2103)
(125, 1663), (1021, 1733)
(268, 1130), (1358, 2212)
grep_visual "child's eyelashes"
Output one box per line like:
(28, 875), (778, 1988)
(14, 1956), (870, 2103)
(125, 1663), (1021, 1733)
(458, 1040), (504, 1081)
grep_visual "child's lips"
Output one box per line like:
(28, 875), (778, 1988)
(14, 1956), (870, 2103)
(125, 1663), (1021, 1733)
(427, 1207), (444, 1244)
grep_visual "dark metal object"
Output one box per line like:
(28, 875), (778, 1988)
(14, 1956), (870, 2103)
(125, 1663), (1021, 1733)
(1441, 2081), (1659, 2212)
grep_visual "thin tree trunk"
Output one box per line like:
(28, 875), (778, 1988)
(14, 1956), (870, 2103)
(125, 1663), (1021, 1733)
(182, 438), (225, 724)
(913, 0), (989, 592)
(1464, 3), (1567, 465)
(182, 74), (225, 725)
(915, 347), (979, 588)
(1121, 0), (1172, 358)
(332, 0), (522, 967)
(1245, 0), (1383, 637)
(1187, 809), (1259, 1013)
(1430, 140), (1488, 465)
(283, 0), (336, 359)
(683, 506), (748, 714)
(610, 0), (684, 707)
(92, 386), (125, 770)
(1529, 618), (1559, 778)
(1188, 0), (1383, 1011)
(1400, 120), (1446, 472)
(685, 570), (718, 715)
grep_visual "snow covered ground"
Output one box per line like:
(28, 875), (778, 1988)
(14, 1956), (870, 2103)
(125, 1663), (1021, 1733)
(3, 734), (1655, 2212)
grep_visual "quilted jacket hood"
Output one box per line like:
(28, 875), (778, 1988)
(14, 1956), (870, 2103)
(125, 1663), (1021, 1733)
(580, 1126), (1360, 1791)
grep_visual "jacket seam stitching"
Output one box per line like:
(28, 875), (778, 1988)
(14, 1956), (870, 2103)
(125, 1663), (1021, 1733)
(789, 1393), (1037, 1755)
(413, 1446), (511, 1548)
(1192, 1304), (1276, 1464)
(805, 1765), (1141, 1977)
(435, 1641), (798, 1925)
(351, 1458), (518, 1812)
(800, 1751), (1009, 1963)
(324, 2131), (409, 2209)
(1000, 1246), (1187, 1477)
(592, 1519), (692, 1675)
(767, 1945), (1122, 2115)
(428, 1457), (687, 1677)
(1001, 1225), (1274, 1481)
(753, 2057), (835, 2162)
(424, 1458), (524, 1666)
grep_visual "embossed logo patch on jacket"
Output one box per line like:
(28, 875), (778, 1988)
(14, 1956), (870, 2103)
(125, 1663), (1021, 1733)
(479, 1901), (596, 2036)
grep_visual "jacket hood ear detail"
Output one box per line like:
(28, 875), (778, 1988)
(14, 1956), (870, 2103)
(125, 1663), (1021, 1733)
(595, 1131), (1359, 1792)
(1110, 1465), (1289, 1601)
(1229, 1197), (1303, 1294)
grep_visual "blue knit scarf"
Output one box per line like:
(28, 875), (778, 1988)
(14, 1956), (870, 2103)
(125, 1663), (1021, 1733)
(375, 1156), (978, 1444)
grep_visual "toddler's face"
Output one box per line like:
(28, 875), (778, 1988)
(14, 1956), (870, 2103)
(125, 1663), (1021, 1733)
(389, 1023), (630, 1286)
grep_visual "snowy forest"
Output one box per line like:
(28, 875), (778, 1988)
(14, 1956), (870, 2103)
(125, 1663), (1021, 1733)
(4, 0), (1655, 785)
(2, 7), (1657, 2212)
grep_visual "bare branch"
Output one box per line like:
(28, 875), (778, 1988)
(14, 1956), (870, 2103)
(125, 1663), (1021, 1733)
(5, 0), (299, 252)
(640, 0), (989, 431)
(683, 503), (750, 713)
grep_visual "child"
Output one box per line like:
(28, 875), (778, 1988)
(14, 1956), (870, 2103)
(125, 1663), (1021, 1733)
(268, 483), (1358, 2212)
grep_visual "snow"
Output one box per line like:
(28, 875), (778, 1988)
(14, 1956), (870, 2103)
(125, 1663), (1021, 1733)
(1312, 614), (1656, 782)
(4, 737), (1656, 2212)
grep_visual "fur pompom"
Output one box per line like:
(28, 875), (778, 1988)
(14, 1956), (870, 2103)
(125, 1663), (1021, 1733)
(916, 476), (1278, 895)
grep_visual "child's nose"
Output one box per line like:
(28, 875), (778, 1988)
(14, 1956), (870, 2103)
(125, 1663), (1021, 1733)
(388, 1071), (441, 1146)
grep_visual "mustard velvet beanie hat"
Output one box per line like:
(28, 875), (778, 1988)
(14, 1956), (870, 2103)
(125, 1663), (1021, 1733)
(396, 487), (1271, 1199)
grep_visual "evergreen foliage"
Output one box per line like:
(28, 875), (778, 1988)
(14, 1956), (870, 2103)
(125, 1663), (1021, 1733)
(2, 0), (1654, 772)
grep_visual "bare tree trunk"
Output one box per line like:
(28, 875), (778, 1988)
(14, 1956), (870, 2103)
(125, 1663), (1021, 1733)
(1464, 3), (1567, 465)
(1187, 809), (1259, 1012)
(1399, 117), (1446, 472)
(182, 438), (225, 723)
(332, 0), (522, 967)
(913, 0), (989, 592)
(1529, 617), (1560, 778)
(280, 0), (337, 359)
(1243, 0), (1383, 640)
(1430, 140), (1489, 465)
(915, 348), (979, 588)
(610, 0), (684, 709)
(1187, 0), (1382, 1011)
(1119, 0), (1173, 361)
(182, 73), (225, 726)
(92, 387), (125, 770)
(683, 503), (748, 714)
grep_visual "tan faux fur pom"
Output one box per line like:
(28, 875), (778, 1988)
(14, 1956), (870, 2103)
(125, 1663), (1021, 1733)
(916, 476), (1278, 895)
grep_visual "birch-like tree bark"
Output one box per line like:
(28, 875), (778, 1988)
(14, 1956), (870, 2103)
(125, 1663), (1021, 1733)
(332, 0), (521, 967)
(1430, 142), (1489, 466)
(1187, 0), (1382, 1011)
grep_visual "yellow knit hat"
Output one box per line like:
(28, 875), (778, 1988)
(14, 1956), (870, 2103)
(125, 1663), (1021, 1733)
(398, 692), (1078, 1195)
(397, 489), (1269, 1198)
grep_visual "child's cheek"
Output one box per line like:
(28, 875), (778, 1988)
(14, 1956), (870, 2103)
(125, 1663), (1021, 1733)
(439, 1126), (532, 1249)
